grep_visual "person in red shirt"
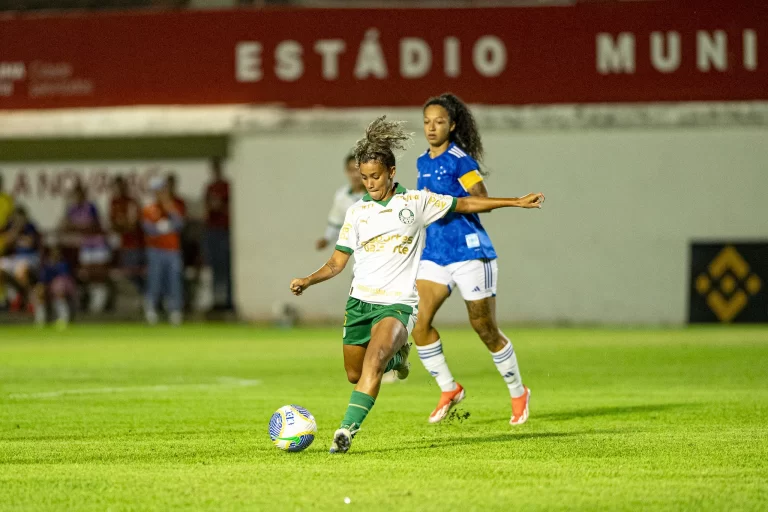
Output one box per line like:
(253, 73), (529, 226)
(203, 158), (232, 311)
(109, 175), (144, 293)
(142, 177), (185, 325)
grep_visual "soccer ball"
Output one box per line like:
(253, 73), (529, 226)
(269, 404), (317, 452)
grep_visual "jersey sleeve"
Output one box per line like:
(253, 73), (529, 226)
(418, 191), (457, 227)
(334, 207), (358, 255)
(455, 156), (484, 192)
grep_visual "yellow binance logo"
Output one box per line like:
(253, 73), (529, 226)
(695, 246), (762, 322)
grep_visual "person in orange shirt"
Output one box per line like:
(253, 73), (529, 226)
(142, 177), (185, 325)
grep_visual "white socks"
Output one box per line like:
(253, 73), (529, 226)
(416, 340), (457, 392)
(89, 284), (108, 313)
(34, 299), (46, 325)
(54, 299), (70, 324)
(418, 335), (525, 398)
(33, 299), (70, 325)
(491, 334), (525, 398)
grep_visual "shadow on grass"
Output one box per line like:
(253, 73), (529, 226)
(467, 403), (696, 426)
(353, 430), (619, 455)
(537, 403), (695, 422)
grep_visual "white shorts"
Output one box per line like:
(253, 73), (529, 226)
(79, 247), (112, 265)
(0, 254), (39, 272)
(417, 259), (498, 301)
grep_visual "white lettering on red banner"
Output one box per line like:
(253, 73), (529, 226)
(0, 5), (765, 108)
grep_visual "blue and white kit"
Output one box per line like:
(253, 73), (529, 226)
(416, 143), (498, 301)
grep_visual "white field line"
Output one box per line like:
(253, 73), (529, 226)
(6, 377), (260, 399)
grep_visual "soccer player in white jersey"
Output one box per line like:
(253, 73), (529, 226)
(413, 93), (533, 426)
(315, 153), (366, 251)
(290, 116), (544, 454)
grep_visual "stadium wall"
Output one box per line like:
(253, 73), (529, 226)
(230, 119), (768, 325)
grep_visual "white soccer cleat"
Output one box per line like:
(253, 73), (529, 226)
(393, 342), (411, 380)
(329, 428), (353, 454)
(428, 383), (466, 424)
(381, 371), (399, 384)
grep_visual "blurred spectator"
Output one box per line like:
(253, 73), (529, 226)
(142, 176), (186, 325)
(60, 184), (112, 312)
(315, 153), (365, 251)
(0, 175), (13, 232)
(33, 246), (76, 328)
(167, 171), (202, 312)
(203, 158), (233, 311)
(0, 175), (15, 268)
(0, 206), (41, 311)
(109, 175), (144, 293)
(166, 172), (187, 213)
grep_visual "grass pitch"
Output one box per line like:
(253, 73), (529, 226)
(1, 325), (767, 511)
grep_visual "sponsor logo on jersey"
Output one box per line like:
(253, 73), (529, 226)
(339, 223), (351, 241)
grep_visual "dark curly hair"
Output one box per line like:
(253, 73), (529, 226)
(352, 116), (412, 169)
(423, 92), (485, 175)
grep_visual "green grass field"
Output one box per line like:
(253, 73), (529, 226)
(1, 325), (767, 511)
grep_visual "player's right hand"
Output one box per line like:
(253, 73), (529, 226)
(290, 278), (310, 296)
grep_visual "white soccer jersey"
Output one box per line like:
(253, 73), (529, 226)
(323, 186), (365, 242)
(335, 184), (457, 308)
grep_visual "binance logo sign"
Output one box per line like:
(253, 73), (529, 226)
(690, 243), (768, 324)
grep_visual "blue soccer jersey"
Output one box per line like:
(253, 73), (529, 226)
(416, 143), (497, 265)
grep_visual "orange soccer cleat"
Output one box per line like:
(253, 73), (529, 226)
(510, 387), (531, 426)
(428, 383), (466, 424)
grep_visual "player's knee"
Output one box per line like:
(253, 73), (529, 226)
(345, 368), (361, 384)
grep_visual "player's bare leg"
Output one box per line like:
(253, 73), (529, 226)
(466, 297), (530, 425)
(331, 318), (409, 453)
(413, 280), (466, 423)
(342, 344), (367, 384)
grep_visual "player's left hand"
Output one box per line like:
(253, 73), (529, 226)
(290, 278), (310, 296)
(520, 192), (545, 209)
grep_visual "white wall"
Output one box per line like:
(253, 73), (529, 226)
(230, 123), (768, 325)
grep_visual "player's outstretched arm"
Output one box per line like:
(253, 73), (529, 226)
(290, 249), (351, 296)
(454, 192), (545, 214)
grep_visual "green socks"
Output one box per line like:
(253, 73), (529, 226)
(339, 353), (403, 432)
(340, 390), (376, 432)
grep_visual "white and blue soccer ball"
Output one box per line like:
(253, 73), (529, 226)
(269, 404), (317, 452)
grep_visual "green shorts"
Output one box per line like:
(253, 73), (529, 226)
(343, 297), (417, 346)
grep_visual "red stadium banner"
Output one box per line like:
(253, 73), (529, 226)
(0, 2), (766, 109)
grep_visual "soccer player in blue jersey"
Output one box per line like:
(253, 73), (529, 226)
(413, 93), (533, 426)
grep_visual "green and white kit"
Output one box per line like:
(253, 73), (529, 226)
(335, 184), (456, 344)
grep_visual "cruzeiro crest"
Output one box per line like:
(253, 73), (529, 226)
(398, 208), (415, 225)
